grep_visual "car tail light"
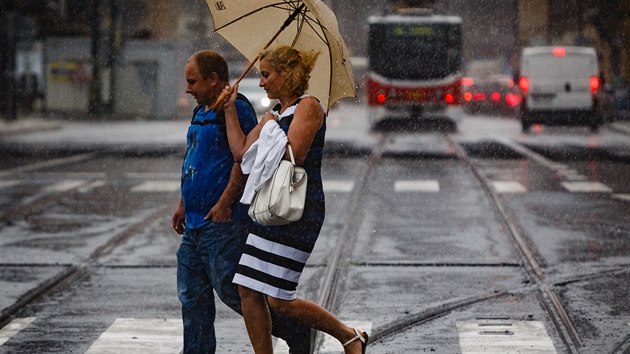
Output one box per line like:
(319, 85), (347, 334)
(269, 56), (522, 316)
(590, 76), (600, 94)
(490, 92), (501, 103)
(505, 93), (521, 107)
(376, 93), (386, 104)
(461, 77), (474, 87)
(444, 92), (455, 104)
(552, 47), (566, 57)
(463, 92), (472, 101)
(518, 77), (529, 95)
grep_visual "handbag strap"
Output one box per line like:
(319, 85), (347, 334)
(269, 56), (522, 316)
(286, 144), (296, 165)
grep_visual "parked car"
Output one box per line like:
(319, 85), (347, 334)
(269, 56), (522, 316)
(518, 46), (602, 132)
(237, 77), (274, 116)
(461, 74), (522, 116)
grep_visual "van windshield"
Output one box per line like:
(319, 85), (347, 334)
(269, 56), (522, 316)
(525, 54), (595, 80)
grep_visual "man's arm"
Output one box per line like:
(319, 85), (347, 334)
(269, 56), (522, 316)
(204, 162), (247, 222)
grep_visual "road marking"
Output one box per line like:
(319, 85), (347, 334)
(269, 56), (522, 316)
(0, 317), (36, 346)
(613, 194), (630, 202)
(0, 180), (20, 189)
(490, 181), (527, 193)
(561, 182), (612, 193)
(394, 180), (440, 192)
(0, 153), (97, 178)
(45, 180), (87, 192)
(131, 181), (180, 192)
(457, 320), (556, 353)
(125, 172), (180, 179)
(78, 180), (106, 193)
(85, 318), (182, 354)
(323, 180), (355, 193)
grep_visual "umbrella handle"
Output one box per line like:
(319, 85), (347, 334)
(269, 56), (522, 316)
(210, 55), (260, 112)
(210, 3), (306, 112)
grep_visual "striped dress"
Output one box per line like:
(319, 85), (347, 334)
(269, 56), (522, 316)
(232, 96), (326, 300)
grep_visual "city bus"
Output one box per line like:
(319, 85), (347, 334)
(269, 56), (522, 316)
(366, 12), (463, 123)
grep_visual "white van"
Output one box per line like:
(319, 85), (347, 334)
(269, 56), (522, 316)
(518, 46), (602, 132)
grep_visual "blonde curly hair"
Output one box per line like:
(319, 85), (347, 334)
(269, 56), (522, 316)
(260, 45), (320, 98)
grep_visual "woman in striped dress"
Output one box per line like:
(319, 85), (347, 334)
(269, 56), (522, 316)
(222, 45), (368, 354)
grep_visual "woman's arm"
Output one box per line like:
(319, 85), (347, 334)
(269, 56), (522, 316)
(222, 85), (275, 162)
(286, 96), (325, 166)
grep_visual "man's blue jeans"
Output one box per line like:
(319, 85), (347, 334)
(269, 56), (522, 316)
(177, 221), (311, 354)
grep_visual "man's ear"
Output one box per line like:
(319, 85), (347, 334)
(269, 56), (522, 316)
(209, 71), (220, 85)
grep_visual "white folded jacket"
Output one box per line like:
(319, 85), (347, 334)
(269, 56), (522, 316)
(240, 120), (288, 204)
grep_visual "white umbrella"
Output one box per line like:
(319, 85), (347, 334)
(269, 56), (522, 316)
(206, 0), (356, 112)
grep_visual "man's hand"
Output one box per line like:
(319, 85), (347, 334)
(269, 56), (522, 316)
(172, 199), (186, 235)
(204, 203), (232, 223)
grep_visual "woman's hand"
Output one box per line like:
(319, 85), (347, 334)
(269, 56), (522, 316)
(259, 111), (277, 125)
(222, 84), (239, 111)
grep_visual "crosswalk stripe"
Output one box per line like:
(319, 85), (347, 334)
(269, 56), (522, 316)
(490, 181), (527, 193)
(457, 320), (556, 353)
(0, 317), (36, 346)
(131, 181), (180, 192)
(613, 194), (630, 202)
(323, 180), (355, 193)
(85, 318), (183, 354)
(45, 180), (87, 192)
(0, 180), (20, 189)
(394, 180), (440, 192)
(561, 181), (612, 193)
(78, 180), (106, 193)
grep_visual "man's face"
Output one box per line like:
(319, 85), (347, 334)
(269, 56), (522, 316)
(185, 60), (214, 106)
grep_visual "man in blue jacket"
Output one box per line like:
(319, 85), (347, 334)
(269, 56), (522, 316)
(172, 50), (311, 354)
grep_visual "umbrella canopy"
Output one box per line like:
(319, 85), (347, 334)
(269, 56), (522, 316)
(205, 0), (356, 112)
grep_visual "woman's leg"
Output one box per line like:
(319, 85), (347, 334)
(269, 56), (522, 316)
(266, 297), (366, 354)
(238, 285), (273, 354)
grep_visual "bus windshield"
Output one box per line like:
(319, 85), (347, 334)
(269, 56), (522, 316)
(368, 20), (462, 80)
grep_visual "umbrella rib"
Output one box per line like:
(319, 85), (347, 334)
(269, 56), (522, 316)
(300, 13), (329, 44)
(212, 1), (301, 32)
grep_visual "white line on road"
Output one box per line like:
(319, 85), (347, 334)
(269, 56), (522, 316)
(77, 180), (106, 193)
(85, 318), (183, 354)
(394, 180), (440, 192)
(323, 180), (355, 193)
(125, 172), (180, 179)
(131, 181), (180, 193)
(45, 180), (87, 192)
(613, 194), (630, 202)
(457, 320), (556, 353)
(0, 180), (20, 189)
(0, 153), (97, 178)
(490, 181), (527, 193)
(0, 317), (36, 346)
(561, 182), (612, 193)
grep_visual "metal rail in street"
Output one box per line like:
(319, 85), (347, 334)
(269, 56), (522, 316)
(0, 151), (176, 329)
(446, 135), (583, 353)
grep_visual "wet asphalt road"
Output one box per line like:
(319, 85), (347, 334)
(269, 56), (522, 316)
(1, 105), (630, 353)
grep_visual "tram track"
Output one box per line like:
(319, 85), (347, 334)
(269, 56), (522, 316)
(313, 131), (590, 353)
(447, 136), (583, 352)
(0, 151), (177, 329)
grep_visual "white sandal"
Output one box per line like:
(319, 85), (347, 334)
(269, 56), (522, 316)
(342, 328), (368, 353)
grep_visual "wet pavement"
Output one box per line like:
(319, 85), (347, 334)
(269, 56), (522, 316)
(1, 104), (630, 353)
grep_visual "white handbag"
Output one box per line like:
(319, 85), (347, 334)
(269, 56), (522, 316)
(248, 144), (307, 226)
